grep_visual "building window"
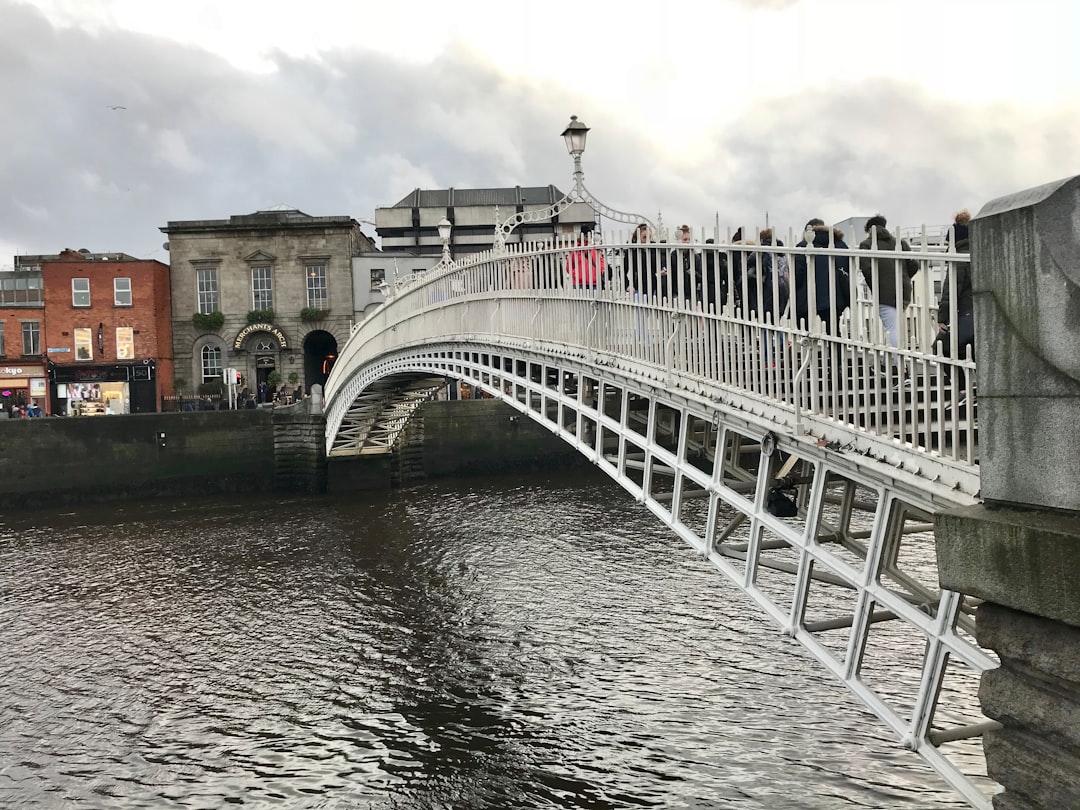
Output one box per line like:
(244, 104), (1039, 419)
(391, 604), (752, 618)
(201, 344), (222, 383)
(72, 277), (91, 307)
(74, 327), (93, 361)
(254, 339), (275, 352)
(0, 322), (5, 356)
(252, 266), (273, 311)
(22, 321), (40, 355)
(305, 263), (328, 308)
(197, 267), (219, 314)
(370, 268), (385, 290)
(116, 327), (134, 359)
(0, 276), (43, 305)
(114, 277), (132, 306)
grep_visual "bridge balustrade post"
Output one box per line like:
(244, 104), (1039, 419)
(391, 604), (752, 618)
(936, 175), (1080, 809)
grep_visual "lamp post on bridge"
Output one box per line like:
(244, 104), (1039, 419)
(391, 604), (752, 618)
(437, 217), (453, 265)
(493, 115), (653, 250)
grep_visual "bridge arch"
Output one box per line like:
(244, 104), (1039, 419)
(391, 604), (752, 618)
(321, 234), (993, 808)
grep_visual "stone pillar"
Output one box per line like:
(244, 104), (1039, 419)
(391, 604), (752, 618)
(272, 397), (327, 494)
(936, 175), (1080, 809)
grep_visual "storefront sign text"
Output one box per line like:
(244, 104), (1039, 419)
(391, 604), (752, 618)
(234, 323), (288, 350)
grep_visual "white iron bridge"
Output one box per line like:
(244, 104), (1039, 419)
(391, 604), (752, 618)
(322, 230), (996, 807)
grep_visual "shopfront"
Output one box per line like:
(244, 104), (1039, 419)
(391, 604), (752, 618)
(49, 361), (158, 416)
(0, 363), (48, 416)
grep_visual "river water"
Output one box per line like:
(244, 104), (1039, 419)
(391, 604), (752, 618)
(0, 469), (975, 809)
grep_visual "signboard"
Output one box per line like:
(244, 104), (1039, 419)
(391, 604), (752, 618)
(30, 378), (47, 397)
(233, 323), (288, 350)
(47, 347), (71, 353)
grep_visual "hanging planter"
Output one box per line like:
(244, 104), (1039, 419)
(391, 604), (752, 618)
(300, 307), (330, 323)
(192, 311), (225, 331)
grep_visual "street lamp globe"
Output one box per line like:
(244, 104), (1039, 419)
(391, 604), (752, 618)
(437, 217), (452, 243)
(562, 115), (589, 157)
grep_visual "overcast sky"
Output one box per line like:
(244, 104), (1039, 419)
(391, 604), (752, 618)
(2, 0), (1078, 265)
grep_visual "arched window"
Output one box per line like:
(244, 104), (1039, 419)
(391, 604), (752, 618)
(201, 344), (222, 384)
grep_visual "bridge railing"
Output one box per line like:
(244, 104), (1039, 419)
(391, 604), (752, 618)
(330, 226), (976, 491)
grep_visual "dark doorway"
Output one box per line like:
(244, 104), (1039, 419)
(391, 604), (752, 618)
(303, 330), (338, 393)
(255, 357), (276, 402)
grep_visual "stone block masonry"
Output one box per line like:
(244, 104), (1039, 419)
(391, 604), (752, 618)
(0, 405), (327, 509)
(935, 175), (1080, 809)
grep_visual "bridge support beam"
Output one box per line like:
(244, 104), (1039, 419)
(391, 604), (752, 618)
(936, 176), (1080, 809)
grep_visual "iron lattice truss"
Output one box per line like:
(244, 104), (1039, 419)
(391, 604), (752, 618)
(328, 374), (446, 457)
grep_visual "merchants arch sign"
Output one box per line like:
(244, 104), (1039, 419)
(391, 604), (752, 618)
(233, 323), (289, 351)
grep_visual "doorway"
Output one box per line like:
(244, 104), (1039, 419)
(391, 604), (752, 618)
(302, 330), (338, 393)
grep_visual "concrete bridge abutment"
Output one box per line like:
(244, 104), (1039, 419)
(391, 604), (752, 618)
(936, 175), (1080, 809)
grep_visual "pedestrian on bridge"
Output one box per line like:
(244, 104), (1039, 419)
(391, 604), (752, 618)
(670, 225), (702, 308)
(565, 224), (606, 289)
(625, 223), (668, 300)
(936, 209), (974, 397)
(858, 214), (920, 376)
(794, 219), (852, 383)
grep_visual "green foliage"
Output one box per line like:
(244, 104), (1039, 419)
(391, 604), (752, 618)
(192, 311), (225, 332)
(267, 371), (282, 388)
(247, 309), (275, 324)
(287, 372), (299, 385)
(173, 378), (187, 395)
(300, 307), (329, 323)
(198, 381), (223, 396)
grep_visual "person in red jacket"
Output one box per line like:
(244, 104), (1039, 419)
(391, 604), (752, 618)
(565, 223), (606, 289)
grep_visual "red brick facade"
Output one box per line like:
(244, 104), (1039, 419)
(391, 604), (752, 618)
(41, 250), (174, 412)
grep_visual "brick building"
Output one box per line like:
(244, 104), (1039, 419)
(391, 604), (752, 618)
(0, 266), (46, 414)
(161, 207), (374, 401)
(31, 249), (173, 415)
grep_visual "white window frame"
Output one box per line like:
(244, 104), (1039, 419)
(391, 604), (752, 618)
(114, 277), (132, 306)
(116, 327), (134, 360)
(201, 344), (222, 383)
(72, 277), (91, 307)
(305, 263), (328, 309)
(22, 321), (40, 355)
(251, 266), (273, 311)
(74, 327), (93, 361)
(197, 266), (219, 314)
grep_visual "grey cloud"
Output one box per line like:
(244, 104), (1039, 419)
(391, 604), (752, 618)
(1, 0), (1077, 264)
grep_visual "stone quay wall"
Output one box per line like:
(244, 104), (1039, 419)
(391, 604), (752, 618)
(0, 409), (277, 510)
(0, 399), (581, 509)
(936, 175), (1080, 810)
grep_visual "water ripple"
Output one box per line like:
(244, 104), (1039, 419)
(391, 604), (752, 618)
(0, 472), (975, 808)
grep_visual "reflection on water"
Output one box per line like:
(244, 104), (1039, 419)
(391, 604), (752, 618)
(0, 470), (972, 808)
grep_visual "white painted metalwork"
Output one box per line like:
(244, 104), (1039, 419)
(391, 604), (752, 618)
(322, 231), (994, 807)
(330, 374), (445, 456)
(494, 116), (654, 249)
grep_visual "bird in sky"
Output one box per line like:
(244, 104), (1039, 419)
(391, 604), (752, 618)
(107, 105), (126, 110)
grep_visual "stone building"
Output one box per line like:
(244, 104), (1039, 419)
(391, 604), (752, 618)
(161, 207), (375, 400)
(375, 186), (596, 258)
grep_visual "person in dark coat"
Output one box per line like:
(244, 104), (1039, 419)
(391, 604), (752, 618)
(936, 209), (974, 393)
(743, 228), (790, 324)
(858, 214), (920, 368)
(669, 224), (701, 307)
(624, 223), (668, 300)
(792, 219), (851, 334)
